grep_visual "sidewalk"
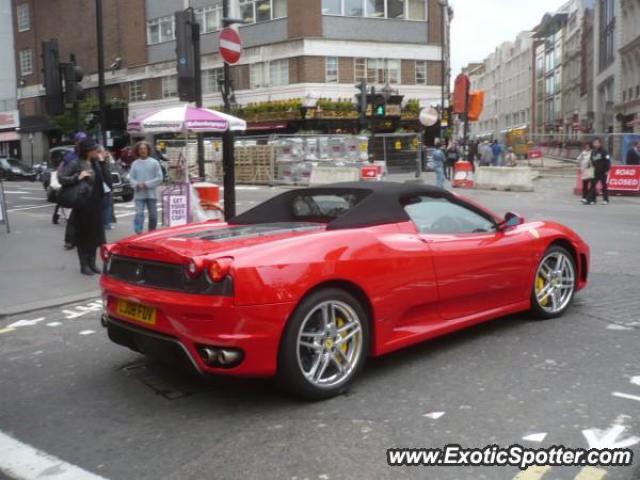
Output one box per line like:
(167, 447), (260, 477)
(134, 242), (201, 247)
(0, 209), (132, 317)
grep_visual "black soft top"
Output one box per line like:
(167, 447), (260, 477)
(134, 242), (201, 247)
(230, 182), (462, 230)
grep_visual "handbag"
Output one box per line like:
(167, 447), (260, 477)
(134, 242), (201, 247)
(56, 180), (92, 209)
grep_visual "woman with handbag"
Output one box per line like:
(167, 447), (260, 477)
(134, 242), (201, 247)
(577, 142), (594, 205)
(59, 139), (108, 276)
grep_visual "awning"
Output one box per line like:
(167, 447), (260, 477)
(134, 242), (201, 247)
(0, 131), (20, 142)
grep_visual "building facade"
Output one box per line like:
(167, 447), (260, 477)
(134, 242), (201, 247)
(13, 0), (448, 156)
(467, 31), (534, 140)
(0, 0), (19, 158)
(617, 0), (640, 133)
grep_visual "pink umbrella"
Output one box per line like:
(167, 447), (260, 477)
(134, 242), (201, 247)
(127, 104), (246, 134)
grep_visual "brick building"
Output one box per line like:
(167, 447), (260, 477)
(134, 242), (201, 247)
(13, 0), (448, 157)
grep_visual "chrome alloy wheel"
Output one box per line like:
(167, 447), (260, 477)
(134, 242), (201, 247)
(296, 300), (364, 389)
(535, 251), (576, 314)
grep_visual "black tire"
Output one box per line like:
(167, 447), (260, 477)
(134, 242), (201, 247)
(277, 288), (370, 400)
(529, 245), (577, 320)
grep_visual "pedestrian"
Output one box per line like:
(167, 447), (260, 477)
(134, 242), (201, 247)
(480, 141), (493, 166)
(626, 141), (640, 165)
(129, 141), (164, 234)
(491, 140), (503, 166)
(53, 132), (87, 250)
(432, 140), (447, 189)
(504, 147), (517, 167)
(589, 138), (611, 205)
(577, 142), (594, 205)
(445, 141), (459, 180)
(59, 139), (108, 276)
(97, 146), (114, 230)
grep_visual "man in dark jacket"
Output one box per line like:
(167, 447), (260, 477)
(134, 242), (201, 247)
(589, 138), (611, 205)
(626, 141), (640, 165)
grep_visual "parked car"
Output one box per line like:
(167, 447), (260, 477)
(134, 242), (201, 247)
(101, 182), (590, 400)
(0, 157), (37, 181)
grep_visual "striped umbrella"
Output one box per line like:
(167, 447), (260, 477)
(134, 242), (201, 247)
(127, 104), (247, 134)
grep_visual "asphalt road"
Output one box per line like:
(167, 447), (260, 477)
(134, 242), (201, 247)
(1, 174), (639, 480)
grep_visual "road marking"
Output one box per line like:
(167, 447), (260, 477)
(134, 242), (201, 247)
(4, 190), (30, 194)
(513, 465), (551, 480)
(582, 424), (640, 449)
(0, 430), (108, 480)
(79, 330), (96, 336)
(0, 327), (16, 335)
(19, 196), (46, 201)
(7, 318), (45, 329)
(631, 376), (640, 387)
(46, 322), (62, 327)
(522, 433), (547, 443)
(422, 412), (445, 419)
(606, 324), (632, 331)
(574, 467), (608, 480)
(62, 301), (103, 319)
(8, 204), (51, 212)
(612, 392), (640, 403)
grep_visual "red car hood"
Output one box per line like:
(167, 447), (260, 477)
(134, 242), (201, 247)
(111, 222), (326, 263)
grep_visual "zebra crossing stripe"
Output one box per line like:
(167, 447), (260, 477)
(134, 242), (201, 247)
(513, 466), (552, 480)
(573, 467), (608, 480)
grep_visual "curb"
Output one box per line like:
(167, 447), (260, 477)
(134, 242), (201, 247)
(0, 290), (101, 319)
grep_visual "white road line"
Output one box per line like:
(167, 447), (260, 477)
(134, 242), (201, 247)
(0, 430), (109, 480)
(3, 191), (30, 194)
(8, 204), (51, 212)
(19, 197), (45, 201)
(79, 330), (96, 336)
(612, 392), (640, 403)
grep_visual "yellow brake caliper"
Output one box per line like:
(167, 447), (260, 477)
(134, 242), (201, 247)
(536, 276), (549, 306)
(336, 317), (348, 357)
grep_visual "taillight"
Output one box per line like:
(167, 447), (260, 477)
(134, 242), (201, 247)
(207, 258), (233, 283)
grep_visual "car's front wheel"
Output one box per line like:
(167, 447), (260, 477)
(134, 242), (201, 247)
(530, 245), (577, 320)
(278, 288), (369, 400)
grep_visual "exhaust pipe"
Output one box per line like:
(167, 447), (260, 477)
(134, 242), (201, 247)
(198, 346), (244, 368)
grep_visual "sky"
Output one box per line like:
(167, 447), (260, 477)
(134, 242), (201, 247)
(449, 0), (565, 76)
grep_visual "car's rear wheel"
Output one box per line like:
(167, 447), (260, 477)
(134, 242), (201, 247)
(278, 288), (369, 400)
(530, 246), (576, 320)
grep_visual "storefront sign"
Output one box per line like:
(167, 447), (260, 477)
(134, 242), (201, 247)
(608, 166), (640, 193)
(168, 194), (188, 227)
(0, 110), (19, 130)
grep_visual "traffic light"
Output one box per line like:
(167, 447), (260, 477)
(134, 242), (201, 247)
(41, 39), (64, 116)
(63, 61), (84, 104)
(355, 79), (367, 131)
(373, 94), (386, 118)
(175, 8), (196, 102)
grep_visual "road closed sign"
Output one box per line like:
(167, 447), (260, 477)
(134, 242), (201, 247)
(608, 165), (640, 193)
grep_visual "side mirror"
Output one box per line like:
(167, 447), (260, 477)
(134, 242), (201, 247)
(499, 211), (524, 230)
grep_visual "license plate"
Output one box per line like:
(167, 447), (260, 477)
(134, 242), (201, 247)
(116, 299), (156, 326)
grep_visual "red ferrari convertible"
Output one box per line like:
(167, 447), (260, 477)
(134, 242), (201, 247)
(100, 182), (589, 399)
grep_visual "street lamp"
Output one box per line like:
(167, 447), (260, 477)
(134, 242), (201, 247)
(438, 0), (451, 141)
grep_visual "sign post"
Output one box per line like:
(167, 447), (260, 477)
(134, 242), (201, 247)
(219, 11), (243, 221)
(0, 176), (10, 233)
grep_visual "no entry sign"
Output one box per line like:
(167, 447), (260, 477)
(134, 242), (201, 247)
(219, 27), (242, 64)
(608, 165), (640, 193)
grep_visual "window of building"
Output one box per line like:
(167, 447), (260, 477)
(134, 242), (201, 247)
(147, 16), (174, 45)
(129, 81), (145, 102)
(19, 49), (32, 76)
(240, 0), (287, 24)
(322, 0), (342, 14)
(387, 59), (400, 84)
(598, 0), (615, 71)
(324, 0), (424, 19)
(366, 0), (385, 17)
(203, 68), (223, 94)
(251, 60), (289, 88)
(162, 75), (178, 98)
(415, 60), (427, 85)
(270, 59), (289, 86)
(17, 3), (30, 32)
(355, 58), (366, 81)
(387, 0), (405, 18)
(326, 57), (339, 83)
(197, 4), (222, 33)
